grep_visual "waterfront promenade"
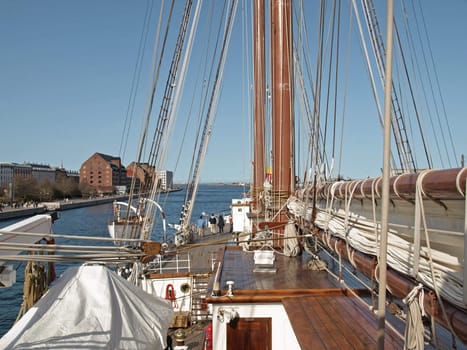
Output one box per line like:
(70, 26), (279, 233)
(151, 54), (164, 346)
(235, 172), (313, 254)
(0, 195), (127, 222)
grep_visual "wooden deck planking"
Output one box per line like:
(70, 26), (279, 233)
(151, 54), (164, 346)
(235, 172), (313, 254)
(283, 296), (404, 349)
(218, 247), (340, 292)
(327, 296), (404, 348)
(319, 297), (373, 349)
(284, 297), (328, 350)
(211, 247), (404, 349)
(313, 298), (356, 349)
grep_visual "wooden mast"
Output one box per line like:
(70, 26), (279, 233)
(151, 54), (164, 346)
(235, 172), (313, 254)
(271, 0), (293, 245)
(253, 0), (266, 213)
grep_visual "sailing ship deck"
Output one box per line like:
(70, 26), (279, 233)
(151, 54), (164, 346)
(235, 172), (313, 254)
(208, 246), (404, 349)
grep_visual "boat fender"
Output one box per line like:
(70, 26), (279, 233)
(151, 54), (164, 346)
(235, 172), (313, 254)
(46, 238), (56, 283)
(113, 202), (120, 220)
(165, 284), (178, 307)
(205, 323), (213, 350)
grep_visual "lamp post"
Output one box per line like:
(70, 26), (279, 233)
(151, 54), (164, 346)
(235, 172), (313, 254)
(8, 181), (13, 205)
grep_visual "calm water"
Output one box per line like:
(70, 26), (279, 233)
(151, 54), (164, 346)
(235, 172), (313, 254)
(0, 184), (247, 338)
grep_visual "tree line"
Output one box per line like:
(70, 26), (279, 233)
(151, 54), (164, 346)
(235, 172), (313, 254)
(0, 175), (98, 204)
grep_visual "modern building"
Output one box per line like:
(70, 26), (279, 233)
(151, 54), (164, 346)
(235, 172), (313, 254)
(0, 162), (79, 202)
(0, 163), (15, 188)
(0, 163), (34, 188)
(156, 170), (173, 191)
(79, 152), (128, 194)
(0, 163), (77, 188)
(30, 163), (56, 184)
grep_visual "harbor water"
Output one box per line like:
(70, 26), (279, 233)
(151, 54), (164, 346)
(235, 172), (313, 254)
(0, 184), (247, 338)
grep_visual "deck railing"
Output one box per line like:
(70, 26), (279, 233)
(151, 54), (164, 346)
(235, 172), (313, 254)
(147, 253), (192, 274)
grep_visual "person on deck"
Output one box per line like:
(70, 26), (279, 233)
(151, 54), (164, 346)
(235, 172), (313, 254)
(209, 213), (217, 233)
(197, 216), (205, 237)
(217, 214), (224, 234)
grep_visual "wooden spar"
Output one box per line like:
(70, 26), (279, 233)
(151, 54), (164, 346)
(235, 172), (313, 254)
(253, 0), (266, 213)
(271, 0), (294, 243)
(314, 167), (467, 200)
(378, 0), (394, 346)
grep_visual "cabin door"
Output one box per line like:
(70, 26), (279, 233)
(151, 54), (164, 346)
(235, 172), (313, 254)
(226, 317), (272, 350)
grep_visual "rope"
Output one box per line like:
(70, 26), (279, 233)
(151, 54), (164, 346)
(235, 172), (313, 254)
(402, 283), (425, 350)
(0, 229), (152, 244)
(16, 261), (47, 322)
(0, 252), (145, 263)
(297, 189), (465, 310)
(128, 262), (142, 287)
(283, 221), (300, 257)
(417, 182), (460, 345)
(307, 257), (327, 271)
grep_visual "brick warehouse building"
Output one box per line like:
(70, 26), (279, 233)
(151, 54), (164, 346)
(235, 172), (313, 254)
(79, 152), (128, 194)
(126, 162), (153, 192)
(126, 162), (173, 192)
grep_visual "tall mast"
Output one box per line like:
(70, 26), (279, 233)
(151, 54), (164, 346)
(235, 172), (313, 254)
(377, 0), (394, 347)
(271, 0), (294, 243)
(253, 0), (266, 213)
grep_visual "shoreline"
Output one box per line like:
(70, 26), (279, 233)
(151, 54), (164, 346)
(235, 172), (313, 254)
(0, 187), (185, 223)
(0, 195), (127, 222)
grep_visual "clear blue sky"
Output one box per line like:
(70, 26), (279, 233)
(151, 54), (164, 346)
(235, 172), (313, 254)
(1, 1), (466, 183)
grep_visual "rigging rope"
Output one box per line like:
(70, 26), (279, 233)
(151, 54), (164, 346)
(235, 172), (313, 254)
(125, 0), (176, 237)
(118, 0), (155, 163)
(178, 0), (239, 239)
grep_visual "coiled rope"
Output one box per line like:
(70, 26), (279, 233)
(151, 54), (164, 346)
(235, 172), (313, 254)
(402, 284), (425, 350)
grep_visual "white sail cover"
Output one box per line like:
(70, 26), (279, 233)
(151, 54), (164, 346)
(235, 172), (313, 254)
(0, 265), (174, 349)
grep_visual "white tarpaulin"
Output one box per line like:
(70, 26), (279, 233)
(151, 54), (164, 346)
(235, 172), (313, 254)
(0, 264), (174, 349)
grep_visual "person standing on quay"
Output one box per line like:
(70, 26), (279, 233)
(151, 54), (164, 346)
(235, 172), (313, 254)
(217, 214), (224, 234)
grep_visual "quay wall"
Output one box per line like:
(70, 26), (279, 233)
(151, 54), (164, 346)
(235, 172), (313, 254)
(0, 196), (127, 222)
(0, 207), (47, 221)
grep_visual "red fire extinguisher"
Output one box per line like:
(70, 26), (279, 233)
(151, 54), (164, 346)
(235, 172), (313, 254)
(205, 323), (213, 350)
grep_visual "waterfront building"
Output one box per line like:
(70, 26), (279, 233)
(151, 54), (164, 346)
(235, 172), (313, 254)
(0, 163), (32, 188)
(156, 170), (173, 191)
(126, 163), (173, 192)
(79, 153), (128, 194)
(30, 164), (56, 184)
(126, 162), (152, 191)
(0, 163), (15, 188)
(0, 163), (78, 187)
(65, 170), (80, 184)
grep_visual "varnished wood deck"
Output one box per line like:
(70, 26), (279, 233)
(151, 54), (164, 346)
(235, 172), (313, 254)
(283, 296), (403, 349)
(208, 246), (404, 349)
(215, 246), (341, 293)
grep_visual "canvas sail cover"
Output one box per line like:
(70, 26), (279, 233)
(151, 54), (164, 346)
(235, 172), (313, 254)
(0, 265), (174, 349)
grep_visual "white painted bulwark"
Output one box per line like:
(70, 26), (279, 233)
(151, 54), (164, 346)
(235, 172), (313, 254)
(211, 303), (300, 350)
(0, 215), (53, 259)
(141, 276), (193, 312)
